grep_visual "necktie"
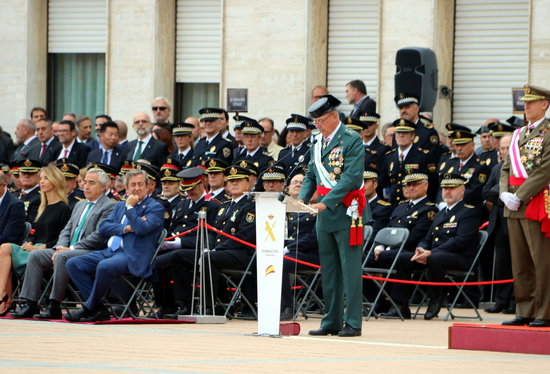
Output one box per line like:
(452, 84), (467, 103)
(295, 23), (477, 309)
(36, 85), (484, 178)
(70, 202), (94, 246)
(323, 137), (330, 149)
(399, 153), (405, 163)
(179, 153), (184, 161)
(225, 201), (236, 218)
(134, 141), (144, 161)
(408, 202), (414, 209)
(19, 191), (26, 199)
(102, 150), (109, 164)
(246, 154), (253, 159)
(110, 215), (129, 251)
(63, 149), (69, 158)
(188, 200), (194, 210)
(40, 143), (47, 159)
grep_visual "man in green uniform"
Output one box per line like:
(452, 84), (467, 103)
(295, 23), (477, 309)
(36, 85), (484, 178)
(499, 84), (550, 327)
(298, 94), (366, 337)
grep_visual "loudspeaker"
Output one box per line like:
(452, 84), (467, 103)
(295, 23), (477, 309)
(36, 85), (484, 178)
(395, 47), (438, 112)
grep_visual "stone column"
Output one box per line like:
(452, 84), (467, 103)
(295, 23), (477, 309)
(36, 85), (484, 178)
(528, 0), (550, 86)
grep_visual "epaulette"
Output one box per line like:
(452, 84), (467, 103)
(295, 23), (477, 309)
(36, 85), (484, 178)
(464, 204), (475, 209)
(221, 137), (232, 143)
(398, 200), (408, 205)
(344, 128), (356, 135)
(423, 122), (434, 129)
(376, 199), (391, 206)
(418, 148), (430, 154)
(425, 201), (436, 206)
(386, 148), (397, 155)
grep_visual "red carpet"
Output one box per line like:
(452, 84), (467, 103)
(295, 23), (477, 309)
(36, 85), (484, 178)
(449, 323), (550, 355)
(0, 315), (193, 325)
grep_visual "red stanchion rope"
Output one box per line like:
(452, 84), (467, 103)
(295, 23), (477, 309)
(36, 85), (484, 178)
(164, 226), (199, 241)
(168, 222), (514, 286)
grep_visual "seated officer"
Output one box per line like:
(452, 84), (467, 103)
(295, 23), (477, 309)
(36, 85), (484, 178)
(234, 117), (273, 173)
(379, 119), (436, 205)
(262, 165), (286, 193)
(170, 165), (256, 315)
(363, 168), (392, 248)
(16, 158), (42, 223)
(235, 159), (259, 190)
(280, 171), (319, 320)
(203, 158), (231, 203)
(56, 159), (84, 210)
(153, 167), (219, 318)
(277, 114), (312, 171)
(386, 173), (480, 320)
(192, 107), (234, 166)
(159, 158), (183, 211)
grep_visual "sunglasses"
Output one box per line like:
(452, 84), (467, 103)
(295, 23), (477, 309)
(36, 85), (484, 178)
(152, 106), (168, 111)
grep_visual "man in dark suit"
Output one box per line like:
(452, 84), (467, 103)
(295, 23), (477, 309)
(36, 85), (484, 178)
(87, 121), (126, 170)
(27, 119), (61, 165)
(12, 168), (116, 319)
(11, 119), (39, 162)
(0, 169), (26, 245)
(234, 117), (273, 173)
(64, 169), (165, 322)
(55, 120), (90, 168)
(277, 114), (312, 171)
(192, 108), (234, 166)
(345, 80), (376, 118)
(388, 173), (480, 320)
(125, 112), (168, 167)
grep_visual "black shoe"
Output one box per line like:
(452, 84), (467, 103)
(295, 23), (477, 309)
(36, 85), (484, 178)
(501, 316), (534, 326)
(424, 299), (442, 320)
(528, 319), (550, 328)
(380, 305), (411, 320)
(64, 307), (94, 322)
(484, 304), (506, 313)
(148, 306), (178, 319)
(308, 327), (340, 336)
(280, 307), (293, 321)
(338, 324), (361, 337)
(10, 302), (40, 319)
(164, 306), (189, 320)
(79, 306), (111, 323)
(34, 302), (62, 320)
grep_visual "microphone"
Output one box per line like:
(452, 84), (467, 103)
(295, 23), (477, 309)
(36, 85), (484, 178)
(277, 138), (318, 203)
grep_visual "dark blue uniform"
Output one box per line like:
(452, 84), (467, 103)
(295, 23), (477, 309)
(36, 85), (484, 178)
(192, 133), (234, 166)
(277, 141), (312, 171)
(235, 147), (274, 173)
(440, 156), (489, 206)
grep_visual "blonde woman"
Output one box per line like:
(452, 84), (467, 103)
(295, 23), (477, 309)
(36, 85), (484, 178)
(0, 165), (71, 315)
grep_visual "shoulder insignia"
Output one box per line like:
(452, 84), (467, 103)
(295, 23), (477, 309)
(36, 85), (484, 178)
(430, 134), (439, 144)
(427, 164), (436, 173)
(223, 147), (231, 158)
(464, 204), (475, 209)
(479, 173), (487, 183)
(398, 200), (408, 205)
(414, 135), (419, 143)
(427, 210), (436, 220)
(217, 207), (225, 216)
(245, 212), (255, 223)
(425, 123), (434, 129)
(377, 200), (391, 206)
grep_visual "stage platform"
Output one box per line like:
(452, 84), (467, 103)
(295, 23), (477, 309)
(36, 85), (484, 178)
(449, 323), (550, 355)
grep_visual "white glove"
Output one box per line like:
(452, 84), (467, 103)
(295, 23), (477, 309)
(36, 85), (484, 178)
(437, 201), (447, 211)
(500, 192), (521, 211)
(161, 236), (181, 250)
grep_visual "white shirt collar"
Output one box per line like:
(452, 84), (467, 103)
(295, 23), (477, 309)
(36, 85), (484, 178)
(410, 195), (427, 206)
(247, 147), (261, 157)
(368, 193), (378, 204)
(398, 144), (413, 159)
(446, 200), (461, 212)
(24, 135), (37, 146)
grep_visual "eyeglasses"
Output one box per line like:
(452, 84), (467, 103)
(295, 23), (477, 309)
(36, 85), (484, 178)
(152, 106), (168, 111)
(134, 119), (149, 125)
(312, 113), (333, 125)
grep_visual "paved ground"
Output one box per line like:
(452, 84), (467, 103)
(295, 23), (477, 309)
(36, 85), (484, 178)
(0, 309), (548, 373)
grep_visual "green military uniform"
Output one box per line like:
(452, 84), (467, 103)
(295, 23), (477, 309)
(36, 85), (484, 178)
(499, 84), (550, 322)
(299, 123), (366, 331)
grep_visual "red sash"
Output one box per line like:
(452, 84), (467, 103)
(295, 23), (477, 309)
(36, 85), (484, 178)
(316, 185), (367, 246)
(509, 176), (550, 238)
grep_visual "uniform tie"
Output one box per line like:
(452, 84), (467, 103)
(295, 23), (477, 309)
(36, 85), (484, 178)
(399, 153), (405, 163)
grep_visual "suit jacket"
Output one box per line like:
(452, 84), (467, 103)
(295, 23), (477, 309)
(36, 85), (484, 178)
(418, 200), (479, 261)
(483, 162), (507, 236)
(57, 141), (91, 168)
(349, 96), (376, 118)
(499, 119), (550, 218)
(276, 140), (312, 171)
(28, 137), (62, 165)
(192, 133), (234, 166)
(387, 197), (438, 251)
(0, 191), (26, 245)
(87, 145), (126, 170)
(55, 194), (116, 250)
(99, 197), (164, 278)
(299, 124), (364, 233)
(11, 137), (39, 162)
(125, 137), (168, 167)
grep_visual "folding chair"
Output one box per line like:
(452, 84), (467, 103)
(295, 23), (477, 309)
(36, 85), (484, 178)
(219, 251), (258, 319)
(443, 230), (488, 321)
(362, 227), (409, 321)
(107, 229), (167, 319)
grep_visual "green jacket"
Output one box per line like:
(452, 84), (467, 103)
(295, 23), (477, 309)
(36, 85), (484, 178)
(299, 124), (369, 232)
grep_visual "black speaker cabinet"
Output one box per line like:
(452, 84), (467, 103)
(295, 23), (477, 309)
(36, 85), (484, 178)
(395, 47), (438, 112)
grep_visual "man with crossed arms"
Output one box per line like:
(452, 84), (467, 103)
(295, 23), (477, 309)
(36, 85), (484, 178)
(12, 168), (115, 319)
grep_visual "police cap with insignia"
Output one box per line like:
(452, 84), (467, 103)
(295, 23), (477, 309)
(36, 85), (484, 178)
(17, 158), (42, 173)
(172, 122), (195, 137)
(262, 164), (286, 182)
(224, 165), (252, 181)
(394, 93), (420, 108)
(392, 118), (417, 133)
(506, 116), (524, 128)
(363, 166), (378, 180)
(237, 159), (259, 176)
(488, 121), (514, 138)
(233, 114), (244, 130)
(135, 161), (160, 182)
(419, 114), (433, 126)
(308, 94), (341, 119)
(160, 158), (182, 182)
(177, 166), (205, 191)
(204, 158), (229, 174)
(475, 124), (491, 135)
(56, 158), (79, 178)
(448, 129), (475, 145)
(358, 112), (380, 126)
(240, 117), (264, 135)
(9, 161), (20, 175)
(445, 122), (471, 135)
(199, 107), (223, 122)
(90, 162), (119, 179)
(285, 114), (310, 131)
(345, 117), (366, 132)
(440, 172), (467, 188)
(519, 84), (550, 102)
(402, 167), (429, 185)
